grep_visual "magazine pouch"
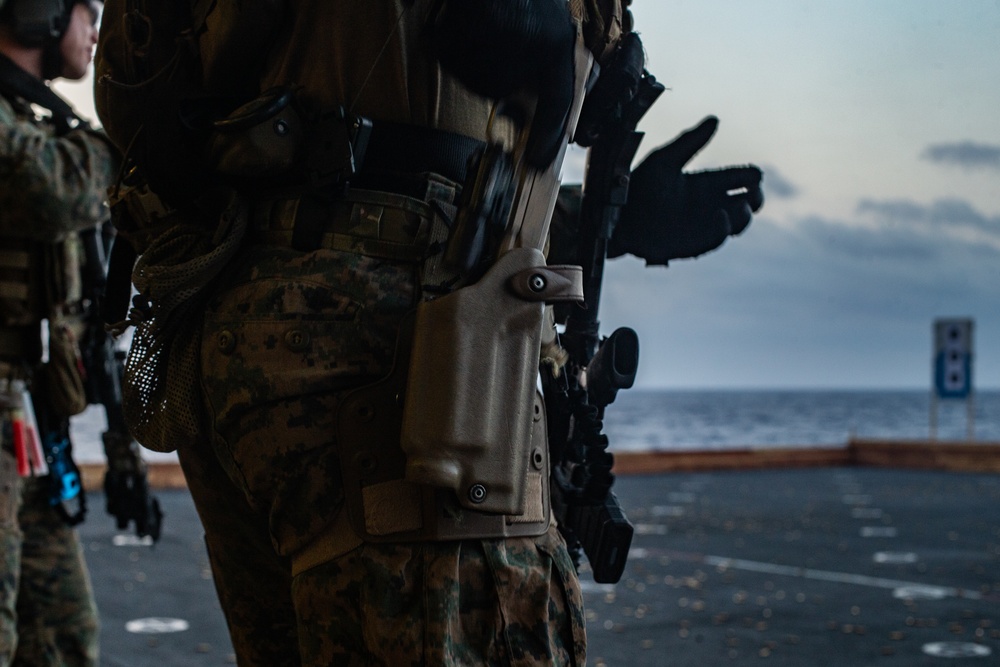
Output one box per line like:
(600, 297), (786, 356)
(37, 320), (87, 420)
(401, 247), (582, 515)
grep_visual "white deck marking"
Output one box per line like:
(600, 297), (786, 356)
(873, 551), (917, 564)
(703, 555), (981, 600)
(922, 642), (992, 658)
(112, 534), (154, 547)
(125, 618), (190, 634)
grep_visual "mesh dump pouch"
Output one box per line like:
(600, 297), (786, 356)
(119, 193), (248, 452)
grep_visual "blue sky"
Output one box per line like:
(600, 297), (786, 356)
(56, 1), (1000, 390)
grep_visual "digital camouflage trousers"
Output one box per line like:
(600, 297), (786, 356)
(0, 451), (98, 667)
(182, 216), (587, 665)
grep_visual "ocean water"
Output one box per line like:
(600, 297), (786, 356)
(602, 389), (1000, 451)
(69, 389), (1000, 463)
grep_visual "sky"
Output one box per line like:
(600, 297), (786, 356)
(55, 1), (1000, 391)
(566, 0), (1000, 389)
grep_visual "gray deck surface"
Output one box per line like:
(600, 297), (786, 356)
(78, 467), (1000, 666)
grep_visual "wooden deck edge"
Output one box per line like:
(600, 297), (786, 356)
(80, 462), (189, 492)
(613, 440), (1000, 475)
(80, 439), (1000, 491)
(611, 447), (852, 475)
(848, 438), (1000, 474)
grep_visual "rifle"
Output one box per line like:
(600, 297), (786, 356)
(545, 35), (665, 584)
(79, 223), (164, 542)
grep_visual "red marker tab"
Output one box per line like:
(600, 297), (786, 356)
(19, 390), (48, 477)
(12, 414), (30, 477)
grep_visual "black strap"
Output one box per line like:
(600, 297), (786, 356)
(101, 236), (137, 325)
(363, 121), (485, 185)
(0, 52), (86, 135)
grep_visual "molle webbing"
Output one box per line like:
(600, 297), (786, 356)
(0, 325), (40, 361)
(249, 187), (438, 261)
(0, 242), (30, 303)
(247, 121), (483, 256)
(0, 237), (40, 338)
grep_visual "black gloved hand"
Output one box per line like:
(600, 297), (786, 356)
(610, 116), (764, 265)
(431, 0), (576, 168)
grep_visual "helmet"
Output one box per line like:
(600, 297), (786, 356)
(0, 0), (71, 48)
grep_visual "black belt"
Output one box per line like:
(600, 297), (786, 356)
(360, 121), (485, 186)
(249, 120), (481, 252)
(258, 114), (486, 200)
(215, 86), (484, 190)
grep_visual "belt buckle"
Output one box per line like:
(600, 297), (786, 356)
(307, 107), (373, 182)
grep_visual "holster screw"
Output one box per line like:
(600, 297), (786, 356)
(531, 448), (544, 470)
(468, 484), (487, 504)
(529, 273), (546, 293)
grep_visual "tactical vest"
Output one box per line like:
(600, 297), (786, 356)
(0, 58), (91, 421)
(0, 235), (83, 360)
(0, 83), (84, 364)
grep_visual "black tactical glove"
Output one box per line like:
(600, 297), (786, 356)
(610, 116), (764, 265)
(430, 0), (576, 168)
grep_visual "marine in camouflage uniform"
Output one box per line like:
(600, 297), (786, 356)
(0, 1), (117, 664)
(95, 1), (631, 665)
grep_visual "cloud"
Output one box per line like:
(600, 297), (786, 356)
(921, 141), (1000, 170)
(760, 165), (799, 198)
(856, 197), (1000, 249)
(599, 196), (1000, 388)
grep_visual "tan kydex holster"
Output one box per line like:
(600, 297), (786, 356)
(337, 32), (593, 543)
(338, 248), (582, 542)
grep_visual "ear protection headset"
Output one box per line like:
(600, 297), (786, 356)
(0, 0), (70, 48)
